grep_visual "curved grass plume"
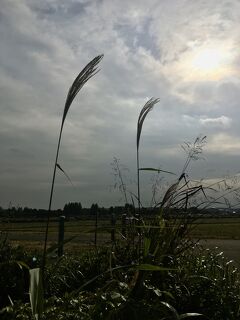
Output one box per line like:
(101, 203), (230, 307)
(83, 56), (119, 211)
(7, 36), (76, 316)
(136, 98), (160, 211)
(42, 54), (104, 269)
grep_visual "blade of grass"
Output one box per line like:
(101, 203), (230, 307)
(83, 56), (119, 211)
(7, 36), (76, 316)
(56, 163), (74, 186)
(29, 268), (44, 320)
(139, 167), (176, 175)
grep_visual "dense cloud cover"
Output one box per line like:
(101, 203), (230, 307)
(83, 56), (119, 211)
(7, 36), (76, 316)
(0, 0), (240, 209)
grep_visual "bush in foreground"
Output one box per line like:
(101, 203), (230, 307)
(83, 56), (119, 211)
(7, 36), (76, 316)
(1, 243), (240, 319)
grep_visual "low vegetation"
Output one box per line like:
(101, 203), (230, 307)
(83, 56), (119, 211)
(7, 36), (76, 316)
(0, 239), (240, 319)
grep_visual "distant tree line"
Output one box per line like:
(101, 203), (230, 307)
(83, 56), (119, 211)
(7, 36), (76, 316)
(0, 203), (235, 221)
(0, 202), (138, 220)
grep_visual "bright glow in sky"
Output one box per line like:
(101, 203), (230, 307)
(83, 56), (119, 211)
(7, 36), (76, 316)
(190, 45), (235, 81)
(192, 48), (228, 71)
(172, 44), (235, 83)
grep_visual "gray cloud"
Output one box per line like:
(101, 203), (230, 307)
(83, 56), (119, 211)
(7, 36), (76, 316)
(0, 0), (240, 208)
(183, 115), (232, 128)
(199, 116), (232, 128)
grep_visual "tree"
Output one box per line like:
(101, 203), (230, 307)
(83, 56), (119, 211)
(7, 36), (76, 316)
(63, 202), (82, 216)
(90, 203), (99, 215)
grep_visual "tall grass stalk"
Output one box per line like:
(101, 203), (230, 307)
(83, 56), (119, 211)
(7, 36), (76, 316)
(112, 157), (128, 204)
(136, 98), (159, 211)
(42, 55), (103, 271)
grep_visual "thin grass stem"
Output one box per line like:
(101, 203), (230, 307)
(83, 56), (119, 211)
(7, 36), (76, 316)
(42, 55), (103, 275)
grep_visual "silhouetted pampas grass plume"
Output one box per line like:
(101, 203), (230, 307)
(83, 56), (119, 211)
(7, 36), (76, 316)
(42, 55), (103, 271)
(136, 98), (160, 211)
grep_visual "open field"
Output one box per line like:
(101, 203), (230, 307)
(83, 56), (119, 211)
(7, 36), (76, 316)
(1, 217), (240, 264)
(1, 216), (240, 239)
(190, 217), (240, 239)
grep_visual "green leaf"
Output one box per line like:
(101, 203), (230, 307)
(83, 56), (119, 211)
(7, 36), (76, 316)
(132, 264), (175, 271)
(161, 290), (175, 300)
(29, 268), (44, 320)
(110, 292), (122, 300)
(179, 313), (206, 319)
(16, 260), (30, 270)
(159, 301), (180, 319)
(139, 167), (176, 175)
(188, 275), (213, 283)
(159, 217), (166, 230)
(56, 163), (74, 186)
(143, 237), (151, 257)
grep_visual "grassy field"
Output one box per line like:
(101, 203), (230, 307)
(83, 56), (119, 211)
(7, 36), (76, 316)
(190, 217), (240, 239)
(1, 216), (240, 248)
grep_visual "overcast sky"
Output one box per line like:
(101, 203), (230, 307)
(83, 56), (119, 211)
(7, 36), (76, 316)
(1, 0), (240, 209)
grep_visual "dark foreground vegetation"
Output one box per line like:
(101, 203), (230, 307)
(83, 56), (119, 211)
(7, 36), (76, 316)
(0, 232), (240, 319)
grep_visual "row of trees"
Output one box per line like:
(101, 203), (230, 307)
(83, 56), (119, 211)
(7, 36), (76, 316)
(0, 203), (206, 219)
(0, 203), (136, 219)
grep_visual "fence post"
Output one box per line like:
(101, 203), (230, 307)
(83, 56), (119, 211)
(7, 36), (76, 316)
(111, 212), (116, 243)
(58, 215), (65, 257)
(94, 210), (98, 246)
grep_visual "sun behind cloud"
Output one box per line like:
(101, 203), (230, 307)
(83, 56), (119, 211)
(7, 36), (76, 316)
(189, 45), (234, 80)
(192, 48), (227, 72)
(167, 42), (236, 84)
